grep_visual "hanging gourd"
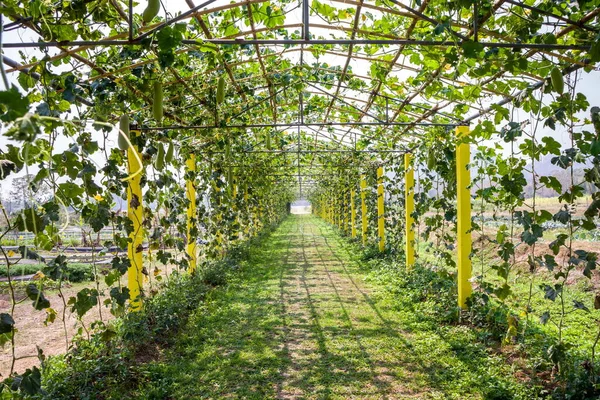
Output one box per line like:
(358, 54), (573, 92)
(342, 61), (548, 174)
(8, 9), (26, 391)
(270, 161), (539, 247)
(155, 143), (165, 170)
(550, 66), (564, 95)
(142, 0), (160, 23)
(216, 76), (225, 104)
(165, 142), (174, 163)
(426, 149), (436, 170)
(118, 114), (130, 151)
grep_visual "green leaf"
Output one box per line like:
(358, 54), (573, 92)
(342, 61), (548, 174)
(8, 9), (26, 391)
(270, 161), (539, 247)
(590, 34), (600, 62)
(69, 288), (98, 318)
(553, 208), (570, 224)
(18, 246), (45, 262)
(541, 136), (561, 155)
(461, 40), (484, 58)
(0, 313), (15, 334)
(543, 255), (557, 271)
(15, 208), (47, 233)
(110, 287), (130, 307)
(43, 255), (68, 281)
(499, 122), (522, 142)
(0, 160), (17, 179)
(549, 234), (568, 255)
(13, 367), (43, 395)
(25, 284), (51, 310)
(494, 283), (512, 301)
(0, 86), (30, 122)
(540, 176), (562, 193)
(590, 139), (600, 156)
(542, 284), (561, 301)
(573, 300), (590, 313)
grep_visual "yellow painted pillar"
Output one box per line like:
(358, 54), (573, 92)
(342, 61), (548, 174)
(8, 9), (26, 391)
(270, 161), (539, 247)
(342, 195), (346, 232)
(377, 166), (385, 252)
(405, 153), (415, 270)
(337, 196), (344, 229)
(335, 196), (339, 228)
(215, 182), (225, 250)
(127, 130), (143, 311)
(360, 175), (368, 245)
(257, 198), (262, 230)
(243, 186), (250, 236)
(456, 125), (472, 309)
(232, 182), (239, 241)
(329, 196), (333, 224)
(186, 155), (197, 274)
(350, 188), (356, 238)
(337, 196), (341, 228)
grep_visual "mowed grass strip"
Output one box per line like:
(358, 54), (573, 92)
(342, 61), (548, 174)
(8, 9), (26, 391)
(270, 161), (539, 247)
(130, 215), (537, 399)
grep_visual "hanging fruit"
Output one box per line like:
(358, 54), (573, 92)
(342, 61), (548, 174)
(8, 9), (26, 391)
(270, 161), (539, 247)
(550, 67), (564, 95)
(165, 142), (174, 163)
(217, 76), (225, 104)
(118, 114), (130, 151)
(142, 0), (160, 23)
(427, 149), (436, 170)
(155, 143), (165, 170)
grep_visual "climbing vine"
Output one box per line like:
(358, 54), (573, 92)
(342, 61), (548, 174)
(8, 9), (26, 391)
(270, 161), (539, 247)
(0, 0), (599, 396)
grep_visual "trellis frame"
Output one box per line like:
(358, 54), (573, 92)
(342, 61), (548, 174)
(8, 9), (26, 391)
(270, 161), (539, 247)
(3, 0), (598, 309)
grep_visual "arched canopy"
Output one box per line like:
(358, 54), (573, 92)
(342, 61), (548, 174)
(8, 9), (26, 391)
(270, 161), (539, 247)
(2, 0), (599, 195)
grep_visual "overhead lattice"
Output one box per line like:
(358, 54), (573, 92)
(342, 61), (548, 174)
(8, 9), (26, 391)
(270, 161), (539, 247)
(2, 0), (599, 192)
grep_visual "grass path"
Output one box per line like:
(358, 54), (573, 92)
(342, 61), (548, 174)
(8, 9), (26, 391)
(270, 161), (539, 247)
(135, 215), (533, 399)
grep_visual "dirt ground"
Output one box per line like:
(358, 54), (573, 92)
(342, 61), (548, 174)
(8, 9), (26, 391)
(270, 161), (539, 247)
(0, 281), (113, 378)
(0, 253), (183, 379)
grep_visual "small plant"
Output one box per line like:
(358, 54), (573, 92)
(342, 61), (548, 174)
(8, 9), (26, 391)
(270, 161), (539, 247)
(200, 260), (230, 287)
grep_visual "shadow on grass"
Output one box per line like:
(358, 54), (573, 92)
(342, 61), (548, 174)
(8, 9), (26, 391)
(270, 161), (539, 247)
(314, 217), (536, 399)
(131, 215), (535, 399)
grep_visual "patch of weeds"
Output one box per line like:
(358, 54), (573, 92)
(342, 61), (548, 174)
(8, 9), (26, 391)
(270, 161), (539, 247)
(39, 273), (211, 399)
(198, 258), (241, 287)
(42, 333), (133, 400)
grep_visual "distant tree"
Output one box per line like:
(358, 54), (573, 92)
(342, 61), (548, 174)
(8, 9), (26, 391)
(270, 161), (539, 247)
(9, 174), (53, 211)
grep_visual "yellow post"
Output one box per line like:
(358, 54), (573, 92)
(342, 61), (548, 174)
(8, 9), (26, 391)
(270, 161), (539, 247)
(343, 195), (347, 232)
(186, 155), (197, 274)
(350, 188), (356, 238)
(330, 196), (334, 225)
(405, 153), (415, 269)
(360, 175), (368, 245)
(127, 130), (143, 311)
(335, 196), (340, 228)
(377, 166), (385, 252)
(337, 195), (341, 229)
(243, 186), (250, 236)
(338, 196), (344, 230)
(456, 125), (472, 309)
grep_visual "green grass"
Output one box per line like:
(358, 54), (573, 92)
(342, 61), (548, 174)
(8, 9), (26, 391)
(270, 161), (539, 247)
(125, 215), (538, 399)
